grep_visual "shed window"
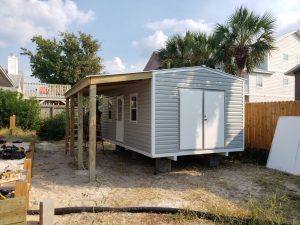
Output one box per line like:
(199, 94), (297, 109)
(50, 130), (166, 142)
(283, 54), (288, 61)
(130, 94), (137, 122)
(256, 75), (263, 88)
(108, 99), (112, 120)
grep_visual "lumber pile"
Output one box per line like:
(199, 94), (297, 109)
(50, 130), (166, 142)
(0, 140), (35, 225)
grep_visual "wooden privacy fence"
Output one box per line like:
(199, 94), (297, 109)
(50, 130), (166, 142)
(40, 105), (65, 119)
(245, 101), (300, 150)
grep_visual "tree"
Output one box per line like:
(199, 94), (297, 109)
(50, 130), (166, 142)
(214, 6), (276, 76)
(21, 32), (103, 85)
(158, 31), (217, 69)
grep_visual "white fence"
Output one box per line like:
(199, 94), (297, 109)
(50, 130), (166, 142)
(23, 83), (71, 100)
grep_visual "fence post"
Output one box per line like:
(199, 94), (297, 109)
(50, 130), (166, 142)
(9, 115), (16, 135)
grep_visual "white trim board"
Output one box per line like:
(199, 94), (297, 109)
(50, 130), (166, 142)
(104, 138), (243, 159)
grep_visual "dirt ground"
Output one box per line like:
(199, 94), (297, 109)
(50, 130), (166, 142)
(27, 141), (300, 225)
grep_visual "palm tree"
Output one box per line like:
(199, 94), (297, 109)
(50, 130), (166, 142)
(214, 6), (276, 76)
(158, 31), (217, 69)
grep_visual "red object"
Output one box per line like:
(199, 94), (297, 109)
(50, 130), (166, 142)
(39, 86), (49, 95)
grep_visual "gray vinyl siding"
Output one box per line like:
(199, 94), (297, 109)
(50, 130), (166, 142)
(154, 68), (244, 154)
(102, 79), (152, 154)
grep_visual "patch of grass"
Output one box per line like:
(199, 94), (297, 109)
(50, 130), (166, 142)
(248, 194), (292, 225)
(0, 127), (36, 141)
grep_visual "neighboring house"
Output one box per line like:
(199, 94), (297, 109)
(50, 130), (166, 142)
(244, 30), (300, 102)
(285, 63), (300, 100)
(0, 65), (14, 89)
(144, 30), (300, 102)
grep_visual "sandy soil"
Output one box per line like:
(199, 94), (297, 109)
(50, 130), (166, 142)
(27, 141), (300, 224)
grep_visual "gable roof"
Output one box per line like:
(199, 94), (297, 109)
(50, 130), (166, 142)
(144, 51), (161, 71)
(0, 65), (14, 87)
(276, 29), (300, 42)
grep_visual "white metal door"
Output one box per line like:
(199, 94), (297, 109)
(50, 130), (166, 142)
(204, 91), (225, 149)
(180, 89), (203, 150)
(116, 96), (124, 142)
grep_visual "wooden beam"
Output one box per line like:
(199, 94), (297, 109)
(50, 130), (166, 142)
(77, 91), (84, 169)
(65, 77), (91, 98)
(89, 84), (97, 182)
(70, 96), (75, 157)
(65, 72), (152, 98)
(90, 72), (152, 85)
(65, 98), (70, 154)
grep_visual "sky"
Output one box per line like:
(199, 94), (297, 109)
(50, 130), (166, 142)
(0, 0), (299, 82)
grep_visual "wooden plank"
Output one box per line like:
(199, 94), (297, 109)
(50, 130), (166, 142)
(77, 91), (84, 169)
(15, 180), (29, 210)
(70, 97), (75, 157)
(89, 84), (97, 182)
(0, 197), (26, 225)
(65, 98), (70, 154)
(39, 199), (54, 225)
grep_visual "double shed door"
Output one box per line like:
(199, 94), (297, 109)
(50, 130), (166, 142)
(180, 89), (225, 151)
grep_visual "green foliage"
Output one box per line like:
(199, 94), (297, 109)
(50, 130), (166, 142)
(21, 32), (103, 85)
(214, 6), (276, 76)
(0, 90), (40, 130)
(158, 31), (217, 69)
(158, 6), (276, 77)
(38, 113), (66, 140)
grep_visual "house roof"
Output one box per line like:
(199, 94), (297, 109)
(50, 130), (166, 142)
(276, 29), (300, 43)
(285, 63), (300, 75)
(8, 74), (23, 87)
(0, 65), (14, 87)
(144, 51), (161, 71)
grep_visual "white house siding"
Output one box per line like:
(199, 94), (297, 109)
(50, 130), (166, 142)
(245, 32), (299, 102)
(245, 71), (295, 102)
(154, 68), (244, 155)
(269, 33), (300, 72)
(102, 79), (152, 154)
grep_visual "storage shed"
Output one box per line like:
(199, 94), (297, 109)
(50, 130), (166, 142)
(65, 66), (244, 181)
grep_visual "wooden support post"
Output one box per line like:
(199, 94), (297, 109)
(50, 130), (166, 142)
(89, 84), (97, 182)
(70, 97), (75, 157)
(77, 91), (84, 169)
(40, 199), (54, 225)
(15, 180), (29, 209)
(65, 98), (70, 154)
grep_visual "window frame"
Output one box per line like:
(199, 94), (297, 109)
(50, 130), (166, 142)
(129, 93), (138, 123)
(283, 77), (289, 87)
(256, 75), (263, 88)
(107, 98), (113, 121)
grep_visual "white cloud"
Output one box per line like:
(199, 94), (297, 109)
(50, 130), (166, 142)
(104, 57), (143, 74)
(146, 18), (212, 33)
(143, 30), (168, 50)
(132, 18), (211, 53)
(0, 0), (94, 46)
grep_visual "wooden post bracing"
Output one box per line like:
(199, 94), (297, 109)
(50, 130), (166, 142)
(77, 91), (84, 169)
(89, 84), (97, 182)
(65, 98), (70, 154)
(70, 97), (75, 157)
